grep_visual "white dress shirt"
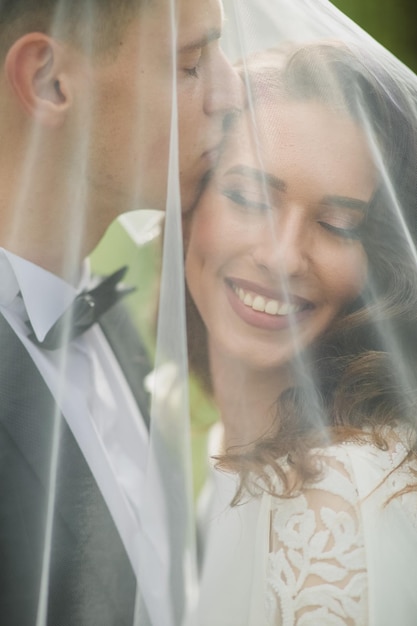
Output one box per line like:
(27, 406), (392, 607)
(0, 248), (172, 626)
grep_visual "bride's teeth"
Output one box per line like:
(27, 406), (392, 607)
(252, 295), (266, 312)
(265, 300), (278, 315)
(277, 302), (291, 315)
(243, 293), (254, 306)
(233, 283), (302, 316)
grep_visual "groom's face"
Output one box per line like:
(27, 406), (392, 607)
(82, 0), (241, 218)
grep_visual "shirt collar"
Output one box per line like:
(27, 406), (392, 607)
(0, 248), (90, 342)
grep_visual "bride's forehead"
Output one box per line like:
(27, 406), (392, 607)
(216, 101), (376, 197)
(229, 97), (358, 148)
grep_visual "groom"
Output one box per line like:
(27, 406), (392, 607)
(0, 0), (240, 624)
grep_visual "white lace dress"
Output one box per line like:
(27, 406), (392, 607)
(192, 428), (417, 626)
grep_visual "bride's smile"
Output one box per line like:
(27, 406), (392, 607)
(226, 277), (313, 331)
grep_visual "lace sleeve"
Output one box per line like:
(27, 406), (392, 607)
(266, 449), (368, 626)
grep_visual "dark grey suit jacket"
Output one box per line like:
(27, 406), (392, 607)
(0, 303), (152, 626)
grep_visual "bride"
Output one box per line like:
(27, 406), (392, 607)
(184, 42), (417, 625)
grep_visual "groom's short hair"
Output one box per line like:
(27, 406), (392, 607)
(0, 0), (151, 58)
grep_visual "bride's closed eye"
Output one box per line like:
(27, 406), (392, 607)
(319, 221), (363, 240)
(221, 185), (271, 213)
(318, 202), (367, 240)
(218, 164), (286, 214)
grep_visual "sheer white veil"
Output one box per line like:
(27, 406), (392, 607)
(1, 0), (417, 625)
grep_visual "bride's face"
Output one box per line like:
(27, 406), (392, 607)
(185, 98), (375, 372)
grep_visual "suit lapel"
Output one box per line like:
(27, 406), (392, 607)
(99, 301), (152, 430)
(0, 314), (137, 625)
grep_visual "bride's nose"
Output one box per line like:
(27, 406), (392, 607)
(251, 210), (310, 278)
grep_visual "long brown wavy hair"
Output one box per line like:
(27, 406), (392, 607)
(186, 43), (417, 502)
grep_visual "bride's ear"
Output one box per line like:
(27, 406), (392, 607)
(4, 33), (73, 128)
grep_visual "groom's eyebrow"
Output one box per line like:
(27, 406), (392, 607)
(226, 165), (287, 192)
(178, 28), (222, 53)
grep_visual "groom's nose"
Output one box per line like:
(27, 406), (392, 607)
(203, 47), (243, 117)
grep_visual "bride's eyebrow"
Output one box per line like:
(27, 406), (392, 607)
(322, 195), (370, 212)
(224, 165), (286, 192)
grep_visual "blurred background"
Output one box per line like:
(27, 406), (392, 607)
(332, 0), (417, 70)
(91, 0), (417, 499)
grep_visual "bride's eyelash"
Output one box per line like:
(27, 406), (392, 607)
(319, 221), (363, 240)
(222, 187), (270, 212)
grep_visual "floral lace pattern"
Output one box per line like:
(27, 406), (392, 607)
(265, 434), (416, 626)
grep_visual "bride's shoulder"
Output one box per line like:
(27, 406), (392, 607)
(269, 423), (417, 504)
(314, 423), (414, 473)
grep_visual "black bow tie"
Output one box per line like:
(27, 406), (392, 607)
(27, 266), (135, 350)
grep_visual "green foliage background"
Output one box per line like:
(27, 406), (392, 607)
(91, 1), (417, 499)
(332, 0), (417, 71)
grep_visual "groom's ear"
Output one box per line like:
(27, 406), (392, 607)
(5, 33), (73, 128)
